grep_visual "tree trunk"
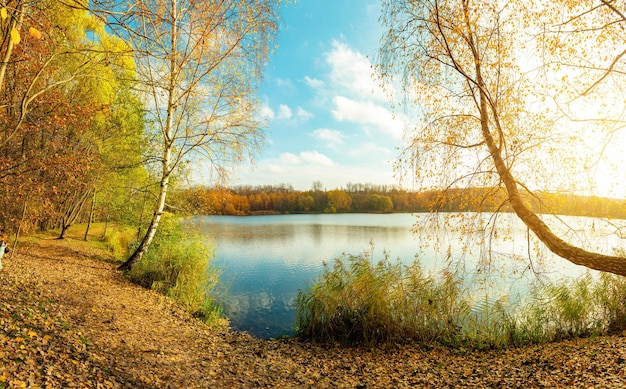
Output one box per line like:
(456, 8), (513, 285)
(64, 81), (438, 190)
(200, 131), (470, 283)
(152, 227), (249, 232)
(58, 224), (68, 240)
(118, 170), (171, 271)
(84, 188), (96, 241)
(119, 0), (178, 272)
(58, 189), (91, 239)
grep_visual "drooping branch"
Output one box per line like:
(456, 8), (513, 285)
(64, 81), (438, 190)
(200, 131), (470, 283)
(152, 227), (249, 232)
(380, 0), (626, 276)
(461, 3), (626, 276)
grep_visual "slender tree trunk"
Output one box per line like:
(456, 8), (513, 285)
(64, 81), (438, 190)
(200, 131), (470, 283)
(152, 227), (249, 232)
(58, 189), (91, 239)
(464, 8), (626, 276)
(0, 1), (25, 94)
(119, 0), (178, 272)
(58, 224), (69, 240)
(84, 188), (96, 241)
(118, 166), (171, 271)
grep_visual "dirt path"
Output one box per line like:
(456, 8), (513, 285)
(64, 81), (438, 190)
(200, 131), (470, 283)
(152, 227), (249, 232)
(1, 237), (626, 388)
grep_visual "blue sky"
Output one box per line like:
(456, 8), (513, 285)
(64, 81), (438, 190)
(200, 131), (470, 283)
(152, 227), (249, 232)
(196, 0), (626, 198)
(230, 0), (407, 191)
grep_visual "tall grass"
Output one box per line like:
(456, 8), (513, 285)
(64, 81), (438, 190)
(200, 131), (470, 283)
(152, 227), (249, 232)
(295, 252), (470, 346)
(295, 252), (626, 348)
(126, 214), (227, 328)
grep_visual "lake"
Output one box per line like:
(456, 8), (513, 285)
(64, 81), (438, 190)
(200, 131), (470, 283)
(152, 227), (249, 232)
(190, 213), (626, 338)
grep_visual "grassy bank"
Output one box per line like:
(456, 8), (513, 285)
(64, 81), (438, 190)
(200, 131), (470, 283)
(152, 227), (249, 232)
(124, 215), (226, 326)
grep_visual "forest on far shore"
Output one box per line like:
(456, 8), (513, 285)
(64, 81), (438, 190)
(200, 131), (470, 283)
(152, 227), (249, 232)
(176, 183), (626, 219)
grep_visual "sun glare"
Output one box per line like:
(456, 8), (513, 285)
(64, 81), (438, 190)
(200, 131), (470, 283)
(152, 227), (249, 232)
(566, 94), (626, 198)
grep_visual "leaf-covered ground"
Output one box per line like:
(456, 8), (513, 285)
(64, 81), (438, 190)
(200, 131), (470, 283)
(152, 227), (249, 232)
(1, 237), (626, 388)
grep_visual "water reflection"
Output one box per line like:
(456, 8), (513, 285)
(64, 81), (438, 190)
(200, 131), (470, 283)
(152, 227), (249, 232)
(190, 213), (626, 338)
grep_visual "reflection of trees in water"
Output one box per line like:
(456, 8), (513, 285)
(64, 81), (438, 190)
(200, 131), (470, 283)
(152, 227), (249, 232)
(223, 291), (296, 338)
(205, 222), (411, 248)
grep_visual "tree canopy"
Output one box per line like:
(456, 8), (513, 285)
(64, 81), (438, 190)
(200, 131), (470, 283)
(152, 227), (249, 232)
(109, 0), (284, 271)
(0, 0), (146, 236)
(377, 0), (626, 275)
(0, 0), (283, 254)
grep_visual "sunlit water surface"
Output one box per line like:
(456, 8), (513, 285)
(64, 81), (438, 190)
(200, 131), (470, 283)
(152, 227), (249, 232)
(189, 213), (626, 338)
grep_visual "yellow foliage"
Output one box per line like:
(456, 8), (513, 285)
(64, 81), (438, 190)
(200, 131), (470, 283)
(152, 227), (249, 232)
(10, 27), (20, 45)
(28, 27), (42, 39)
(0, 7), (6, 19)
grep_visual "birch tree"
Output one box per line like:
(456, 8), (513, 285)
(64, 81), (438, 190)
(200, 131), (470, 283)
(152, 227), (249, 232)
(377, 0), (626, 275)
(115, 0), (282, 271)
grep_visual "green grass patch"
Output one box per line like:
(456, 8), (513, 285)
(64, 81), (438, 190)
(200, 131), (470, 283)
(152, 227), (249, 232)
(126, 214), (227, 328)
(99, 224), (136, 259)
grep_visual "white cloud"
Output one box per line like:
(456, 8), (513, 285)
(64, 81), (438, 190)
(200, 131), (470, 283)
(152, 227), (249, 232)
(277, 104), (292, 120)
(274, 105), (312, 122)
(279, 152), (302, 165)
(349, 142), (392, 157)
(300, 151), (334, 166)
(277, 151), (333, 167)
(325, 40), (387, 102)
(266, 163), (288, 174)
(296, 107), (313, 121)
(304, 76), (324, 89)
(276, 78), (293, 88)
(332, 96), (405, 140)
(260, 105), (275, 120)
(230, 158), (397, 191)
(311, 128), (346, 147)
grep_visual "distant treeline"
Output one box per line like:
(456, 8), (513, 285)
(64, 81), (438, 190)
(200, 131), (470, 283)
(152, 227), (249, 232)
(176, 183), (626, 219)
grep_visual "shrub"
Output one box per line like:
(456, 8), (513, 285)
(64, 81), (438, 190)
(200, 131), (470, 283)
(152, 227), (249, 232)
(126, 214), (226, 327)
(101, 225), (136, 259)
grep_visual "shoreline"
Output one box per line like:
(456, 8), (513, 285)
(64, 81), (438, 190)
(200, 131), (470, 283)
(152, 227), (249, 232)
(1, 237), (625, 387)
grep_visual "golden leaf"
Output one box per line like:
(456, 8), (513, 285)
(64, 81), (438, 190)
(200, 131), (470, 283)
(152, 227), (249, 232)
(29, 27), (42, 39)
(10, 27), (20, 45)
(0, 8), (6, 19)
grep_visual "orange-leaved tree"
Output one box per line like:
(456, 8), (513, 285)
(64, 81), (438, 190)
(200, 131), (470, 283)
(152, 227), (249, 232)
(0, 0), (141, 236)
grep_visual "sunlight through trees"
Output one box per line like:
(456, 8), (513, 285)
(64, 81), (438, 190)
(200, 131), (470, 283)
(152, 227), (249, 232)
(377, 0), (626, 275)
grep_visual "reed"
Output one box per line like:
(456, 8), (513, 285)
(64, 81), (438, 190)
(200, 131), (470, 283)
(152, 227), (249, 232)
(295, 251), (626, 348)
(295, 251), (469, 345)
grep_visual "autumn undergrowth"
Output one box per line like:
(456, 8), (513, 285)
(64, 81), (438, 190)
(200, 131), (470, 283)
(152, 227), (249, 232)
(125, 214), (227, 328)
(100, 224), (136, 259)
(295, 251), (626, 349)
